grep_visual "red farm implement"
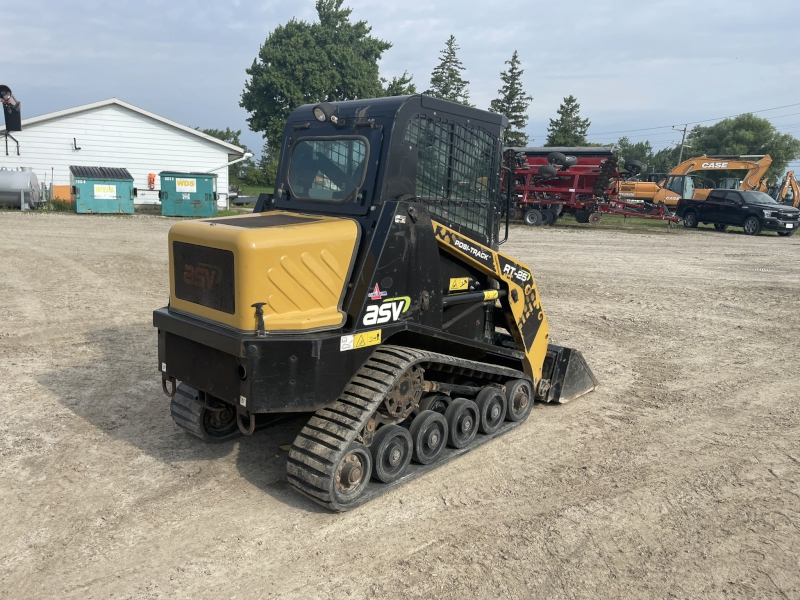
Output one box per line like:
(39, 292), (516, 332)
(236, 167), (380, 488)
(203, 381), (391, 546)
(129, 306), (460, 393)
(508, 147), (677, 226)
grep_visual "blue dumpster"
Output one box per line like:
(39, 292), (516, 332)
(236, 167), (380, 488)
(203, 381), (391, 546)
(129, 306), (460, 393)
(159, 172), (218, 217)
(70, 166), (135, 214)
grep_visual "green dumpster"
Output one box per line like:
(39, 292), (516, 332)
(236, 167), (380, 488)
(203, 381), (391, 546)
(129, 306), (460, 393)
(159, 172), (218, 217)
(70, 166), (135, 214)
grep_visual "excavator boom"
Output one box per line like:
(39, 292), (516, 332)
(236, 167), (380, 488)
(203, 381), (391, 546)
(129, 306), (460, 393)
(773, 171), (799, 208)
(669, 155), (772, 192)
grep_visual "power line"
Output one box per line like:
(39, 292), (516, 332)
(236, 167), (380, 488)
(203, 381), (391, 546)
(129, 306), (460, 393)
(586, 102), (800, 136)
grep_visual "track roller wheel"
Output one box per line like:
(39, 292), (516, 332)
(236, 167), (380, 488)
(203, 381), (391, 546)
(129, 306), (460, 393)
(444, 398), (479, 449)
(409, 410), (448, 464)
(419, 393), (450, 414)
(505, 379), (533, 423)
(332, 443), (372, 505)
(588, 213), (602, 225)
(475, 387), (507, 434)
(370, 425), (413, 483)
(170, 383), (239, 443)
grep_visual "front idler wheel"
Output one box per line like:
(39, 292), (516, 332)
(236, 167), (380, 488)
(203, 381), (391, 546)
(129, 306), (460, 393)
(370, 425), (413, 483)
(444, 398), (480, 448)
(475, 387), (507, 434)
(204, 403), (238, 438)
(170, 383), (240, 443)
(332, 443), (372, 506)
(505, 379), (533, 422)
(409, 410), (448, 464)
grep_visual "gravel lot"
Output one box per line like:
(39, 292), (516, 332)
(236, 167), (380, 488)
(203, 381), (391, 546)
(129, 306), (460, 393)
(1, 212), (799, 599)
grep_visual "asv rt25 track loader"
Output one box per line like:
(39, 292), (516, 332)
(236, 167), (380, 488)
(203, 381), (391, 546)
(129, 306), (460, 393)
(154, 95), (597, 511)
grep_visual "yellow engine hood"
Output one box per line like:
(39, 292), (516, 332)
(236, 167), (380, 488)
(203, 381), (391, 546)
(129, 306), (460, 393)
(168, 211), (360, 332)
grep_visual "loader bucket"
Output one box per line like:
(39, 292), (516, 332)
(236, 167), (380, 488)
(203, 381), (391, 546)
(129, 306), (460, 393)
(542, 344), (599, 404)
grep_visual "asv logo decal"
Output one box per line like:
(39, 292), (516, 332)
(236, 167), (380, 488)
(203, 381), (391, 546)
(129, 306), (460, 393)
(701, 162), (729, 169)
(363, 296), (411, 326)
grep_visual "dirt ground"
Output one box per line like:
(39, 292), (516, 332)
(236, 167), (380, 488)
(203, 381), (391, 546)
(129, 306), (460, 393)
(1, 212), (799, 599)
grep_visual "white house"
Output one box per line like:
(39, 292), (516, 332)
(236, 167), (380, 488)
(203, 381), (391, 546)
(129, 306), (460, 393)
(0, 98), (245, 207)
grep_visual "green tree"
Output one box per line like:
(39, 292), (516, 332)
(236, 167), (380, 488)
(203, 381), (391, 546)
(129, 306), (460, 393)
(545, 95), (590, 146)
(615, 136), (657, 174)
(686, 113), (800, 182)
(383, 71), (417, 96)
(489, 50), (533, 147)
(241, 0), (392, 155)
(198, 127), (276, 189)
(197, 127), (244, 148)
(649, 146), (681, 174)
(425, 35), (471, 106)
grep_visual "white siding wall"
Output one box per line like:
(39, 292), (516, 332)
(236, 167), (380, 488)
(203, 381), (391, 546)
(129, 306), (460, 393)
(1, 104), (235, 206)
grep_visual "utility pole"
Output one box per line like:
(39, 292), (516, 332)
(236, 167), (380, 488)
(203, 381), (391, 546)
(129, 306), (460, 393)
(672, 125), (688, 163)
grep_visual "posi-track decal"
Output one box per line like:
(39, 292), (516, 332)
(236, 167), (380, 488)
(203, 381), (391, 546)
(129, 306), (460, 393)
(436, 228), (496, 271)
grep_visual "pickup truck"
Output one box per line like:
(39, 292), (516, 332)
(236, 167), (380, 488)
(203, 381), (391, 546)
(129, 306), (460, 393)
(676, 189), (800, 236)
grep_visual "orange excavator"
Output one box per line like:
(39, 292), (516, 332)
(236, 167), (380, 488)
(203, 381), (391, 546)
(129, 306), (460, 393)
(769, 171), (799, 208)
(615, 154), (772, 208)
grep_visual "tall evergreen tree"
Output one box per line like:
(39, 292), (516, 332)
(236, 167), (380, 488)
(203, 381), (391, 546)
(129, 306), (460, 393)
(545, 95), (591, 146)
(241, 0), (392, 155)
(425, 35), (471, 106)
(383, 71), (417, 96)
(489, 50), (533, 147)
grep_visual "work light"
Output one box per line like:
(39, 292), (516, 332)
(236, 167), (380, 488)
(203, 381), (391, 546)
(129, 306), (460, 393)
(312, 102), (338, 124)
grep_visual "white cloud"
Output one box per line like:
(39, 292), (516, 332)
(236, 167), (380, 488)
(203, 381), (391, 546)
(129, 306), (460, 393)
(2, 0), (798, 153)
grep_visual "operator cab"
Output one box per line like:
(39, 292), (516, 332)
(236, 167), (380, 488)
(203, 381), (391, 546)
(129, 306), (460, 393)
(269, 94), (508, 248)
(719, 177), (742, 190)
(663, 174), (697, 199)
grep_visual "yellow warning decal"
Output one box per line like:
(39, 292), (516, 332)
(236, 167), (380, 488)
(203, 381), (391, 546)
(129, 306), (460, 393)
(340, 329), (382, 352)
(483, 290), (499, 301)
(449, 277), (469, 291)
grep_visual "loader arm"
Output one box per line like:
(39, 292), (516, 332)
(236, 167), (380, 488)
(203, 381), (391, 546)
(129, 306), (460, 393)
(432, 221), (549, 382)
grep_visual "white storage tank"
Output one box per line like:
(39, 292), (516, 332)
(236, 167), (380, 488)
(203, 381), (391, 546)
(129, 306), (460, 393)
(0, 166), (42, 210)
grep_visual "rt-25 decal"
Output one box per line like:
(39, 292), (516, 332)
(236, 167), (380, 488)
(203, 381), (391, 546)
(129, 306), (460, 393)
(363, 296), (411, 326)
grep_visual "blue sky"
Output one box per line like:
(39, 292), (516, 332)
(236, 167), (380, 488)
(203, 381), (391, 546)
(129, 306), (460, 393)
(3, 0), (799, 158)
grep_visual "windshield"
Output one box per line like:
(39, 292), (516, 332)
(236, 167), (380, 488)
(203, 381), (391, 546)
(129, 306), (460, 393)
(741, 190), (777, 204)
(288, 138), (368, 202)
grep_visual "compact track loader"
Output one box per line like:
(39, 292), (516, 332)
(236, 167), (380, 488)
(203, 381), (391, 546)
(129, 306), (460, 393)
(154, 95), (597, 511)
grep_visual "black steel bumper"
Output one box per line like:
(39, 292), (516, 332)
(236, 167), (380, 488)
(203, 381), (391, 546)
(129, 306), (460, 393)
(153, 308), (375, 413)
(763, 217), (798, 232)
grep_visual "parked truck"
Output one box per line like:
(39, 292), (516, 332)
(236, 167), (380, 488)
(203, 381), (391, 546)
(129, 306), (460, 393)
(676, 188), (799, 236)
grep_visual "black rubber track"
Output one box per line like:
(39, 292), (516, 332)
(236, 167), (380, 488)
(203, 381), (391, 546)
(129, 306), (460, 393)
(286, 345), (529, 511)
(171, 383), (288, 442)
(170, 383), (240, 443)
